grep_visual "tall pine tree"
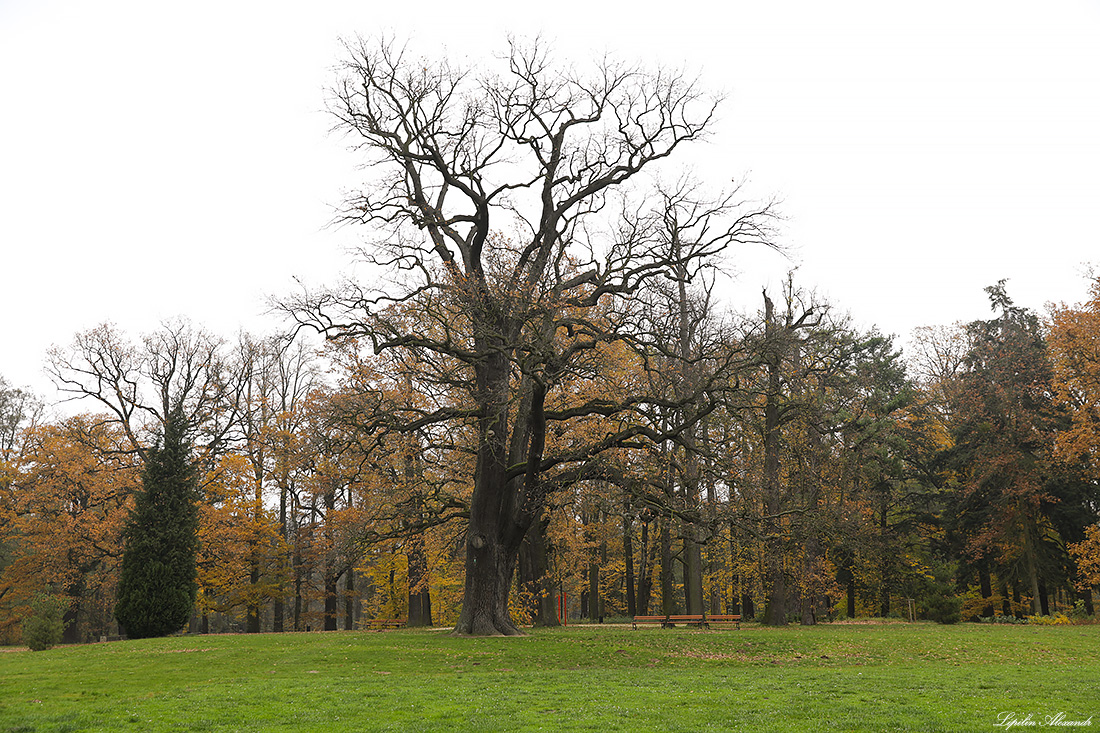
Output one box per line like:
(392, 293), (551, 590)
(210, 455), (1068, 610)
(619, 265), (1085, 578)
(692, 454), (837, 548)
(114, 408), (199, 638)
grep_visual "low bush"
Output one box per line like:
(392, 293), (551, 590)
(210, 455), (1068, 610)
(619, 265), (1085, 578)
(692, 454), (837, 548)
(1026, 613), (1072, 625)
(21, 594), (67, 651)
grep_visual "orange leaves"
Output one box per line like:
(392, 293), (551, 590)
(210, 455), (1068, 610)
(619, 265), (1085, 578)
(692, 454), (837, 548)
(1068, 524), (1100, 590)
(0, 416), (137, 641)
(196, 454), (287, 618)
(1048, 277), (1100, 473)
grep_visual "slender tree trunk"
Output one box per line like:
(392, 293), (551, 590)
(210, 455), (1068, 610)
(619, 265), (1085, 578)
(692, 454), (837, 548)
(1078, 588), (1095, 616)
(707, 477), (721, 616)
(588, 559), (600, 621)
(878, 492), (890, 618)
(246, 555), (261, 633)
(324, 572), (339, 631)
(978, 562), (994, 618)
(730, 525), (739, 615)
(800, 539), (818, 626)
(344, 569), (356, 630)
(623, 513), (637, 619)
(762, 293), (788, 626)
(407, 535), (433, 627)
(273, 488), (286, 633)
(684, 530), (704, 616)
(659, 513), (675, 616)
(1026, 523), (1043, 616)
(636, 518), (654, 615)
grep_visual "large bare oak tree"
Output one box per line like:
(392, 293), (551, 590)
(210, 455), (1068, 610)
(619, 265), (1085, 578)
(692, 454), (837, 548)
(285, 37), (774, 635)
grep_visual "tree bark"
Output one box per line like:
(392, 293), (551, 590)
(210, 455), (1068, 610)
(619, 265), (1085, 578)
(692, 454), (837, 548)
(518, 516), (559, 627)
(452, 353), (530, 636)
(636, 517), (654, 615)
(274, 456), (290, 633)
(978, 562), (994, 618)
(407, 535), (433, 628)
(344, 569), (356, 631)
(659, 513), (675, 616)
(762, 293), (788, 626)
(623, 513), (637, 619)
(324, 572), (339, 631)
(684, 528), (704, 616)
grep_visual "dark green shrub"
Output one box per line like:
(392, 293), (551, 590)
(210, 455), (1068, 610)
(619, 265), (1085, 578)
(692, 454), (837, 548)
(913, 561), (963, 624)
(22, 594), (67, 651)
(923, 590), (962, 624)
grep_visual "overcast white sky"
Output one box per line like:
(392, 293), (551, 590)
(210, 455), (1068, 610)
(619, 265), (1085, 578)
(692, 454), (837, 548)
(2, 0), (1098, 404)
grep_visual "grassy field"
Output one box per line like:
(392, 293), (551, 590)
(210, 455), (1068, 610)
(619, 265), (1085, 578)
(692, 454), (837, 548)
(1, 622), (1097, 732)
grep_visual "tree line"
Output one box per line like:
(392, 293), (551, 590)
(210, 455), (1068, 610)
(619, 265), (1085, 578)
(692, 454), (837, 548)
(2, 274), (1098, 642)
(2, 37), (1098, 640)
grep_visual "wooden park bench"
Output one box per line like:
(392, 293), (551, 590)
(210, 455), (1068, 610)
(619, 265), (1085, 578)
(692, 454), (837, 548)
(632, 615), (668, 629)
(364, 618), (407, 630)
(631, 614), (705, 629)
(632, 613), (742, 629)
(706, 614), (742, 629)
(666, 614), (706, 628)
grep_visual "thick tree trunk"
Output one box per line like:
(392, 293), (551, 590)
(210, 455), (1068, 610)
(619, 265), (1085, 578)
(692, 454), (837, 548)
(453, 353), (531, 636)
(454, 533), (522, 635)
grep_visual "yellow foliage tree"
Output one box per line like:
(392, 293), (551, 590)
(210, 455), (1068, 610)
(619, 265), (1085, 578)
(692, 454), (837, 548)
(0, 416), (137, 643)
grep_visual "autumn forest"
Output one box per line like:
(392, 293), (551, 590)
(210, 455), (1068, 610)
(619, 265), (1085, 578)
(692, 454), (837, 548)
(2, 39), (1099, 642)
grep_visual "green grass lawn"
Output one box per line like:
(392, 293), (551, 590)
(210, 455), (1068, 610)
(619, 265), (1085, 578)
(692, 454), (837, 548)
(1, 622), (1097, 732)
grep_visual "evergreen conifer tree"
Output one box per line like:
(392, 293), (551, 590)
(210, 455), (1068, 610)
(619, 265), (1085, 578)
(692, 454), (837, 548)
(114, 408), (199, 638)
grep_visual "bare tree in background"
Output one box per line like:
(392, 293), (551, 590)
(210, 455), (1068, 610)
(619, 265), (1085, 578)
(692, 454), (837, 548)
(46, 319), (239, 465)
